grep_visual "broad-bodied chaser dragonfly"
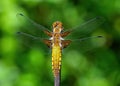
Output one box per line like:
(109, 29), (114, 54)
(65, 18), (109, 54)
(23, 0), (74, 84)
(16, 13), (104, 85)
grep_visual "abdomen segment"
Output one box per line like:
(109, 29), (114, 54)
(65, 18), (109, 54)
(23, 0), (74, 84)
(52, 45), (61, 77)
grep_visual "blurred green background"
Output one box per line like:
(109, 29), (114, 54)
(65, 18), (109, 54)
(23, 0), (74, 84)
(0, 0), (120, 86)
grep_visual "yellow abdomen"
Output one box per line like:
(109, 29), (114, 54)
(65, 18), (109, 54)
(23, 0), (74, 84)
(52, 45), (61, 77)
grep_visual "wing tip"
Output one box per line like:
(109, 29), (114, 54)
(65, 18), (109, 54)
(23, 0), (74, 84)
(96, 16), (105, 22)
(97, 35), (103, 38)
(16, 31), (21, 34)
(16, 13), (24, 17)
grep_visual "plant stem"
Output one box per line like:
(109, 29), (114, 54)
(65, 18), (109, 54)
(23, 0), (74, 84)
(54, 71), (61, 86)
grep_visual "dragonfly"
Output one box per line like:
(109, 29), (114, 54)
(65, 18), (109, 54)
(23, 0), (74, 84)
(16, 13), (104, 86)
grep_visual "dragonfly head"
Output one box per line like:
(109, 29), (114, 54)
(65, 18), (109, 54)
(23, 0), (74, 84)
(53, 21), (63, 33)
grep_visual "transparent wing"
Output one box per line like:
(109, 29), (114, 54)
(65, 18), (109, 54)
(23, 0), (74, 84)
(16, 13), (52, 51)
(64, 16), (105, 39)
(62, 16), (105, 53)
(16, 13), (52, 38)
(64, 36), (104, 53)
(16, 32), (49, 51)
